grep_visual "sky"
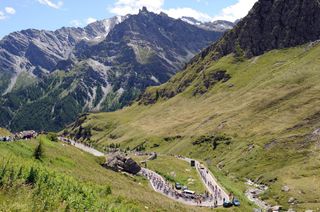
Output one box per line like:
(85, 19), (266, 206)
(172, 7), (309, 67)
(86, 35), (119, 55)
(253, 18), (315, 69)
(0, 0), (258, 38)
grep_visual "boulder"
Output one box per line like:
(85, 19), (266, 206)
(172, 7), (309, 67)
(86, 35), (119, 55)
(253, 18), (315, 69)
(148, 152), (157, 160)
(312, 128), (320, 136)
(282, 185), (290, 192)
(288, 197), (296, 204)
(104, 153), (141, 175)
(270, 205), (282, 211)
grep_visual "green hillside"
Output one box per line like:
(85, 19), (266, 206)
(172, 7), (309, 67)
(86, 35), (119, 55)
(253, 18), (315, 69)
(66, 43), (320, 211)
(0, 136), (220, 211)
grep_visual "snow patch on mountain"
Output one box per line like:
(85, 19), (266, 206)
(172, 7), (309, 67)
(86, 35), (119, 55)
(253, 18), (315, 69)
(180, 16), (235, 32)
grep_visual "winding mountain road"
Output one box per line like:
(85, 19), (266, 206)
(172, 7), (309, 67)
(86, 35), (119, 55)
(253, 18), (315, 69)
(58, 137), (230, 207)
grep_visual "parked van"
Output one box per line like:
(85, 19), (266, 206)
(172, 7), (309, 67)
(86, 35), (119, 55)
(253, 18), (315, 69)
(183, 190), (195, 195)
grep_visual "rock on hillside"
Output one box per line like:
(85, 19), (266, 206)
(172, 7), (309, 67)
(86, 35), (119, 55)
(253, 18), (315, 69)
(104, 153), (141, 175)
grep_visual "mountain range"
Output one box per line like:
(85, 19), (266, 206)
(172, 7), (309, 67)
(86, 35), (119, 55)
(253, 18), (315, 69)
(0, 7), (227, 131)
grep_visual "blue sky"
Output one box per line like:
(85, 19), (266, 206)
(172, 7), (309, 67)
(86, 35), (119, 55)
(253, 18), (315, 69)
(0, 0), (258, 38)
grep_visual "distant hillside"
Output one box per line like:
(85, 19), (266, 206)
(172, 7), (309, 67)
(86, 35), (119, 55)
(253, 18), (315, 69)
(0, 128), (11, 136)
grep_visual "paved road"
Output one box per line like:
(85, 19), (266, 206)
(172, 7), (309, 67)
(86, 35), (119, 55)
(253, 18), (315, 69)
(58, 137), (229, 207)
(178, 157), (230, 205)
(141, 167), (220, 207)
(58, 137), (104, 157)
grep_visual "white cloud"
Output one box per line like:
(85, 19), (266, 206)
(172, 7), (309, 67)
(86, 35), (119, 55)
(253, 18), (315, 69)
(213, 0), (258, 22)
(5, 7), (16, 15)
(86, 17), (97, 24)
(70, 19), (82, 27)
(70, 17), (98, 27)
(164, 8), (212, 22)
(0, 11), (6, 20)
(0, 6), (16, 20)
(38, 0), (63, 9)
(110, 0), (164, 16)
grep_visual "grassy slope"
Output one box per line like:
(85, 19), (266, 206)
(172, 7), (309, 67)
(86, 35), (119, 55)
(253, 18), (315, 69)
(67, 43), (320, 211)
(0, 136), (219, 212)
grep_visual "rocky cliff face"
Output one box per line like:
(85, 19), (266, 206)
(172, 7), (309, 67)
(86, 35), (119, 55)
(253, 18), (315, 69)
(0, 16), (125, 95)
(197, 0), (320, 61)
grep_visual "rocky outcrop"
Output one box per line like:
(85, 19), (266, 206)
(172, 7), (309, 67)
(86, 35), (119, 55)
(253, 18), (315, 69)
(103, 153), (141, 175)
(195, 0), (320, 62)
(192, 70), (230, 96)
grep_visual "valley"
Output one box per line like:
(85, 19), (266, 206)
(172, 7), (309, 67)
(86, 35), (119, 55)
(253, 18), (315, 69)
(1, 0), (320, 211)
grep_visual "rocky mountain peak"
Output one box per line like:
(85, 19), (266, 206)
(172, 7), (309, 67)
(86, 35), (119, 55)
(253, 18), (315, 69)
(139, 6), (149, 14)
(198, 0), (320, 61)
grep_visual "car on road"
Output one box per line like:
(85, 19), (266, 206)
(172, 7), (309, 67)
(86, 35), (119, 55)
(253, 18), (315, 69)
(182, 186), (188, 191)
(175, 182), (182, 190)
(223, 200), (233, 208)
(233, 197), (240, 206)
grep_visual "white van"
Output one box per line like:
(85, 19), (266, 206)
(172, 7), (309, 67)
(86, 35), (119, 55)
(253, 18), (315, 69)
(183, 190), (195, 195)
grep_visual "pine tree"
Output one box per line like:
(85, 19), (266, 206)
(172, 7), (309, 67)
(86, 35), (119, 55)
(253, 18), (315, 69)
(26, 167), (37, 185)
(234, 42), (245, 62)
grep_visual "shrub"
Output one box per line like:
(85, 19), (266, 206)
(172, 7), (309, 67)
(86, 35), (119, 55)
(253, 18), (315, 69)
(192, 134), (232, 150)
(47, 132), (58, 142)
